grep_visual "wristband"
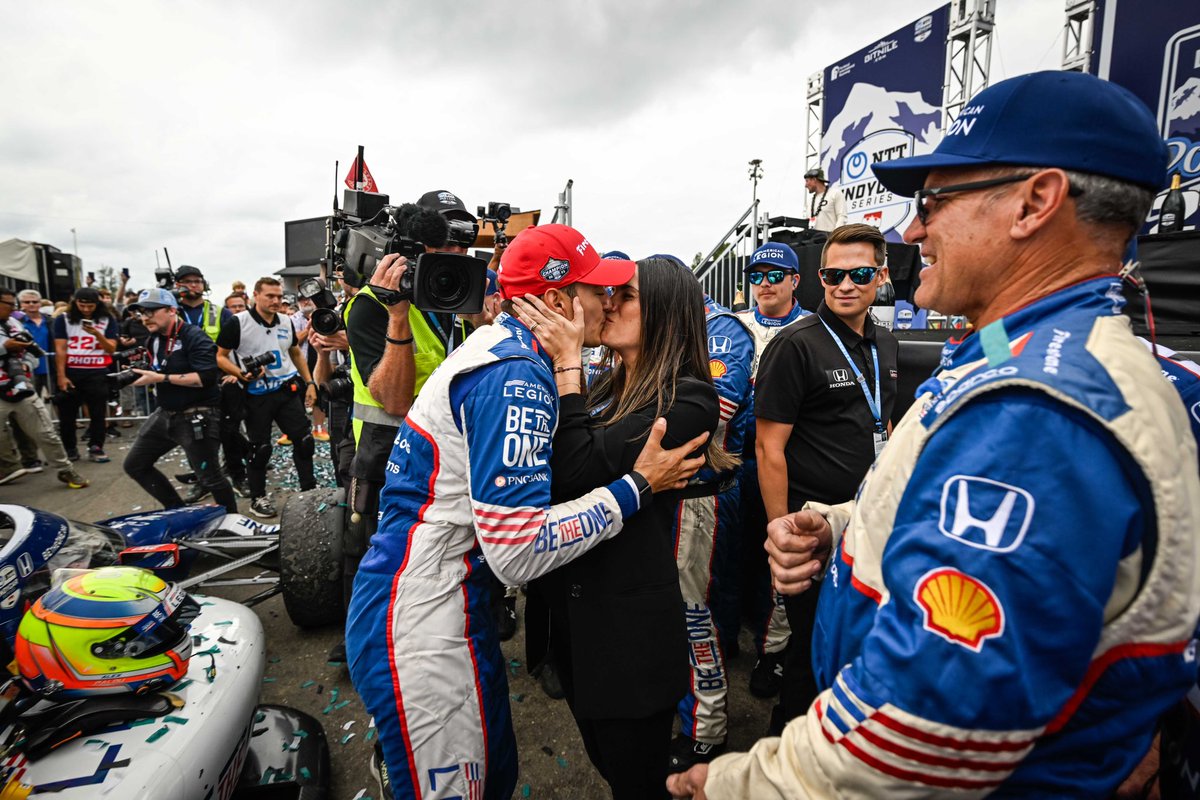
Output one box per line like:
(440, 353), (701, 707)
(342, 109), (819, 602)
(553, 365), (583, 374)
(386, 335), (414, 346)
(629, 470), (653, 505)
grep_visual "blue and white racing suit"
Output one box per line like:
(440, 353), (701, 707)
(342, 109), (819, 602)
(346, 314), (645, 800)
(705, 278), (1200, 798)
(673, 298), (754, 745)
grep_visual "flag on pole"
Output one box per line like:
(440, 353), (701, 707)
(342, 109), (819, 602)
(344, 156), (379, 193)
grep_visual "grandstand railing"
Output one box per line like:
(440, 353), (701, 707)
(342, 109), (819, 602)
(692, 201), (760, 309)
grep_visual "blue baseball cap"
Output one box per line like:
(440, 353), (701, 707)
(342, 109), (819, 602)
(485, 269), (499, 296)
(131, 287), (178, 310)
(602, 250), (632, 260)
(873, 71), (1170, 197)
(745, 243), (798, 273)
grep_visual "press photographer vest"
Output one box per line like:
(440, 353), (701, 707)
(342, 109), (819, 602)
(342, 286), (445, 446)
(62, 317), (113, 370)
(233, 309), (297, 395)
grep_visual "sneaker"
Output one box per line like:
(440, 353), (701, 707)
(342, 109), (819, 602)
(249, 495), (278, 518)
(87, 446), (110, 464)
(312, 424), (330, 442)
(175, 471), (198, 484)
(0, 468), (28, 486)
(535, 659), (565, 701)
(57, 468), (89, 489)
(106, 427), (121, 438)
(21, 459), (44, 474)
(370, 742), (394, 800)
(66, 449), (80, 462)
(184, 483), (212, 503)
(668, 735), (726, 773)
(232, 477), (253, 499)
(276, 434), (292, 446)
(749, 651), (786, 698)
(495, 594), (518, 642)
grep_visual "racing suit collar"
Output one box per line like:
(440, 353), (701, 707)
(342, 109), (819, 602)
(940, 275), (1125, 372)
(753, 301), (804, 328)
(497, 312), (554, 372)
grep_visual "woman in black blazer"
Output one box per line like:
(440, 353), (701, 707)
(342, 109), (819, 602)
(516, 257), (738, 799)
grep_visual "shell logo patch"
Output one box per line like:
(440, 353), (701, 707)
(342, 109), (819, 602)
(914, 567), (1004, 651)
(709, 359), (728, 379)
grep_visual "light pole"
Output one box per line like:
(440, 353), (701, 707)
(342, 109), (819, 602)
(748, 159), (763, 248)
(70, 228), (78, 256)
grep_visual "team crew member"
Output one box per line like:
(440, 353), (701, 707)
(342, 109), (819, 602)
(672, 71), (1200, 799)
(174, 265), (248, 500)
(734, 242), (808, 698)
(754, 223), (898, 734)
(216, 277), (317, 518)
(346, 225), (709, 800)
(803, 168), (847, 232)
(53, 287), (118, 463)
(663, 285), (754, 772)
(122, 289), (237, 514)
(0, 289), (88, 489)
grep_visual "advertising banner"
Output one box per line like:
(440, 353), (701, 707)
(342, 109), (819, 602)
(1092, 0), (1200, 231)
(820, 5), (949, 241)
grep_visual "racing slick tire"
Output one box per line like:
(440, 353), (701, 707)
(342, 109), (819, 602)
(279, 487), (346, 628)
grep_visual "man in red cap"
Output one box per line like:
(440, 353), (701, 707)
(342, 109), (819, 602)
(347, 224), (711, 800)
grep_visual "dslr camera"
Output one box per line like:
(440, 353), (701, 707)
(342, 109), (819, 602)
(240, 352), (275, 379)
(296, 278), (342, 336)
(0, 333), (42, 401)
(108, 346), (153, 391)
(318, 364), (354, 405)
(332, 191), (487, 314)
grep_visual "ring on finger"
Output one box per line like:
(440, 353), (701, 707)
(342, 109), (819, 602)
(530, 322), (540, 331)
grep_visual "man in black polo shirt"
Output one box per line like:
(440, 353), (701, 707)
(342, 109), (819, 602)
(123, 288), (238, 514)
(753, 222), (898, 733)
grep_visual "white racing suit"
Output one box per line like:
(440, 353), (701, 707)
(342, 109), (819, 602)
(705, 278), (1200, 798)
(346, 314), (644, 800)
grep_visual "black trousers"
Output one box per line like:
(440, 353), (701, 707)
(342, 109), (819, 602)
(570, 706), (675, 800)
(772, 585), (823, 733)
(244, 387), (314, 497)
(124, 407), (237, 513)
(219, 380), (249, 481)
(58, 369), (109, 450)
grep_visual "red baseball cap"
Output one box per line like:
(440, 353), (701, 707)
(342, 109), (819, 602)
(497, 224), (635, 300)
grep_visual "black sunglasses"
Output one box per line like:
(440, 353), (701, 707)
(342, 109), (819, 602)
(819, 267), (882, 286)
(747, 269), (794, 285)
(913, 173), (1085, 225)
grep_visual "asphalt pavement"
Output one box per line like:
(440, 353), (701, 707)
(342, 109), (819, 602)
(1, 423), (779, 799)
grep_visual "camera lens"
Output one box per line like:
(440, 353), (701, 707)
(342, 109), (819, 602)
(422, 262), (468, 308)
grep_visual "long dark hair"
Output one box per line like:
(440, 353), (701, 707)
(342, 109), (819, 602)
(589, 257), (739, 472)
(66, 290), (111, 324)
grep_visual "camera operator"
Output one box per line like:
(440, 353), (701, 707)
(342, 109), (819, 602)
(174, 265), (250, 500)
(121, 288), (237, 513)
(311, 262), (358, 490)
(216, 277), (317, 518)
(0, 288), (89, 489)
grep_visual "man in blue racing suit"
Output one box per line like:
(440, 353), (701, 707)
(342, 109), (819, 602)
(670, 71), (1200, 799)
(347, 224), (710, 800)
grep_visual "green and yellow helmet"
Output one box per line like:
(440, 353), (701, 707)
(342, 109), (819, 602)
(14, 566), (200, 698)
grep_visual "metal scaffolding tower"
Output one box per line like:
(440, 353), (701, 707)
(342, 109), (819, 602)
(943, 0), (996, 122)
(805, 70), (824, 175)
(1062, 0), (1099, 73)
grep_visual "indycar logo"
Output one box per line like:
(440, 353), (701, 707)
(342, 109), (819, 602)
(939, 476), (1033, 553)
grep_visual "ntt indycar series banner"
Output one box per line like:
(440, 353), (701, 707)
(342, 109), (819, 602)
(820, 4), (949, 241)
(1091, 0), (1200, 231)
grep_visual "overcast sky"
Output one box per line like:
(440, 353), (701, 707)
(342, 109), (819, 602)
(1, 0), (1065, 295)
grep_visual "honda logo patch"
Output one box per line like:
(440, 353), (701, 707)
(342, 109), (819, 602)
(708, 335), (732, 355)
(938, 475), (1034, 553)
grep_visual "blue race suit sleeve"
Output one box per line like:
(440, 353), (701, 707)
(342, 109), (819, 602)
(706, 314), (754, 458)
(704, 390), (1151, 798)
(452, 360), (642, 586)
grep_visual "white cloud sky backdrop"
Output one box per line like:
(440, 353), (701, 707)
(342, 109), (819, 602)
(1, 0), (1064, 294)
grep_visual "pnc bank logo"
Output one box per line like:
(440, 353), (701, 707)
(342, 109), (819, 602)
(938, 475), (1034, 554)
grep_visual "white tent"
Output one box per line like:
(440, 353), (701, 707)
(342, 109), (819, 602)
(0, 239), (40, 283)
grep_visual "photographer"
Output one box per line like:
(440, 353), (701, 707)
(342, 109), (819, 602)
(0, 288), (88, 489)
(121, 288), (237, 513)
(216, 277), (317, 518)
(53, 287), (118, 462)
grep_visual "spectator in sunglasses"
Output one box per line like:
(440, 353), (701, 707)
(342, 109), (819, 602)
(751, 223), (898, 734)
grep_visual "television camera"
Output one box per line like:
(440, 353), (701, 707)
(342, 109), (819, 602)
(0, 332), (44, 402)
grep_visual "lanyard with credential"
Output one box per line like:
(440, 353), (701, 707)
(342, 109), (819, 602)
(818, 317), (883, 433)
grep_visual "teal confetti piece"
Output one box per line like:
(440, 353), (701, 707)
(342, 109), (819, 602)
(317, 502), (327, 512)
(255, 711), (266, 723)
(263, 677), (277, 683)
(164, 716), (188, 725)
(556, 757), (568, 768)
(128, 717), (158, 728)
(300, 767), (312, 780)
(333, 699), (351, 711)
(146, 725), (170, 743)
(521, 785), (531, 797)
(259, 768), (274, 786)
(84, 738), (110, 747)
(197, 646), (221, 655)
(200, 462), (207, 470)
(268, 656), (281, 664)
(322, 704), (334, 715)
(214, 620), (233, 626)
(365, 726), (376, 742)
(201, 601), (216, 607)
(293, 729), (309, 738)
(510, 693), (524, 703)
(330, 687), (340, 703)
(300, 680), (315, 689)
(340, 732), (355, 745)
(173, 679), (193, 691)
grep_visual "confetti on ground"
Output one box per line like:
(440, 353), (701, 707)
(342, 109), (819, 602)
(521, 785), (531, 797)
(317, 502), (327, 512)
(351, 790), (368, 800)
(131, 505), (142, 511)
(556, 757), (568, 768)
(342, 720), (356, 730)
(330, 688), (340, 704)
(146, 726), (169, 743)
(333, 699), (351, 711)
(341, 732), (356, 745)
(213, 620), (233, 626)
(300, 767), (312, 780)
(259, 768), (275, 786)
(262, 677), (276, 683)
(269, 656), (281, 664)
(510, 693), (524, 703)
(365, 726), (377, 742)
(300, 680), (315, 689)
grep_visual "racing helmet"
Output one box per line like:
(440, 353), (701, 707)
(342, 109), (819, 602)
(14, 566), (200, 698)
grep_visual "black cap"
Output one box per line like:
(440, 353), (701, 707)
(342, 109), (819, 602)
(175, 265), (204, 280)
(803, 168), (826, 182)
(416, 190), (476, 223)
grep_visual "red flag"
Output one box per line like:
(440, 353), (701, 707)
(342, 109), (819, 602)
(344, 156), (379, 193)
